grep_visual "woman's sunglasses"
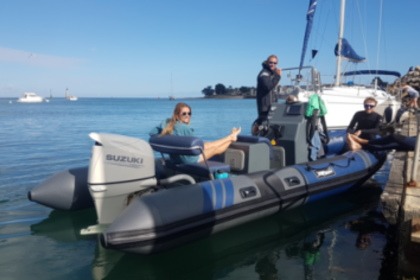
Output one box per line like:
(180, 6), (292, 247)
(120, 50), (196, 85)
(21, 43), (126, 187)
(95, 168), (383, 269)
(181, 112), (192, 116)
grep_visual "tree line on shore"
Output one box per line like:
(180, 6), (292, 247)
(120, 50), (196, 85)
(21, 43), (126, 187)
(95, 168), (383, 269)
(201, 84), (256, 97)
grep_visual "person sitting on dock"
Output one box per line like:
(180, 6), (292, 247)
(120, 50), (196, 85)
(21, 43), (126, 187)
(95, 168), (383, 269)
(149, 102), (241, 164)
(402, 83), (419, 110)
(346, 97), (382, 151)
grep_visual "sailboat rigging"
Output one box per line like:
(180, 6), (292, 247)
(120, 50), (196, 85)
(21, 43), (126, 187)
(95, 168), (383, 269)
(282, 0), (401, 130)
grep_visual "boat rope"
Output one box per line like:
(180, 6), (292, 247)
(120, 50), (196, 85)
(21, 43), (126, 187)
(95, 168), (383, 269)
(305, 155), (356, 171)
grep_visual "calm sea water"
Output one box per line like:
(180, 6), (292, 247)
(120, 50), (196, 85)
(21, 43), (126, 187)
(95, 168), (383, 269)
(0, 98), (395, 280)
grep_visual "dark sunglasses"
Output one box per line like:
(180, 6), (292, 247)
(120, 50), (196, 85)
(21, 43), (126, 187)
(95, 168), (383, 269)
(181, 112), (192, 116)
(364, 104), (375, 109)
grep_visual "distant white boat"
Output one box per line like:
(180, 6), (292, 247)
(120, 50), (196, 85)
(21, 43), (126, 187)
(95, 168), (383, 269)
(16, 92), (44, 103)
(65, 88), (78, 101)
(67, 95), (78, 101)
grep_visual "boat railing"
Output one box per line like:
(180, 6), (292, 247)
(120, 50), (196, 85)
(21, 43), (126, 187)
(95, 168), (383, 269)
(280, 66), (322, 97)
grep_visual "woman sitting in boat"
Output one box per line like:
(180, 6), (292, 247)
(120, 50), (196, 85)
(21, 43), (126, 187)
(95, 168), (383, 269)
(149, 102), (241, 163)
(346, 97), (382, 151)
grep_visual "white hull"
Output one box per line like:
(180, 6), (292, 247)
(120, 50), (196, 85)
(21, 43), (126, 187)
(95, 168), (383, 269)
(66, 96), (78, 101)
(292, 0), (401, 130)
(17, 92), (44, 103)
(297, 85), (400, 130)
(64, 88), (78, 101)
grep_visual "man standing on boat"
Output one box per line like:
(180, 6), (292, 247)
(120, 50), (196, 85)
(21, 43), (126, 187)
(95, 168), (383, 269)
(256, 55), (282, 125)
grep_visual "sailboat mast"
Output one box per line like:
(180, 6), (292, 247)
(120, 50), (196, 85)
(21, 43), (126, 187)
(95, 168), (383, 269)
(335, 0), (346, 86)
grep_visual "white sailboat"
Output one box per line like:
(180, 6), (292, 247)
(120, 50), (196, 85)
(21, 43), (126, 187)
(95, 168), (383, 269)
(65, 88), (78, 101)
(286, 0), (400, 130)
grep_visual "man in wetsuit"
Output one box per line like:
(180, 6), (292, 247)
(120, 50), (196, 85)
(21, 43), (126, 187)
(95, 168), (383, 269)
(256, 55), (282, 124)
(346, 97), (383, 151)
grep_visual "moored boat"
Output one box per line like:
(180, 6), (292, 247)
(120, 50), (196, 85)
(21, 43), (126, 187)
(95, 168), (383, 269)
(16, 92), (45, 103)
(28, 100), (387, 254)
(65, 88), (78, 101)
(285, 0), (401, 130)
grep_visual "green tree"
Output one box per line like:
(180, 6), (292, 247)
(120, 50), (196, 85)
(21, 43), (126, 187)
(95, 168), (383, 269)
(239, 86), (251, 94)
(201, 86), (214, 97)
(215, 83), (226, 95)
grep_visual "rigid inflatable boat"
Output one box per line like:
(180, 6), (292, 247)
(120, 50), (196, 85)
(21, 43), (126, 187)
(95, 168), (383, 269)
(28, 101), (386, 254)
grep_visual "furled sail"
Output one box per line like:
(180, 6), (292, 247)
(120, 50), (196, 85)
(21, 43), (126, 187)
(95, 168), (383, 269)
(299, 0), (318, 72)
(334, 38), (365, 63)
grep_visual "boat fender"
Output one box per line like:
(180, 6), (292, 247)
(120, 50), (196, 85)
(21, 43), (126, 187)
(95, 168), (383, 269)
(395, 107), (408, 124)
(384, 106), (393, 123)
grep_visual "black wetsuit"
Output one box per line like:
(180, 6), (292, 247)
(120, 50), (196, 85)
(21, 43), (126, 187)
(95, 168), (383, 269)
(256, 63), (281, 122)
(366, 134), (416, 151)
(346, 110), (382, 140)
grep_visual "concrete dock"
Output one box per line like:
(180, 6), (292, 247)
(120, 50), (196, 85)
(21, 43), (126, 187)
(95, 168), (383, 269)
(381, 111), (420, 277)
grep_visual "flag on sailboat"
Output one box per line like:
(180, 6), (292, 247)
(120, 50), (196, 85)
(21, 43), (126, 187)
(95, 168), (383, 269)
(334, 38), (365, 63)
(299, 0), (318, 71)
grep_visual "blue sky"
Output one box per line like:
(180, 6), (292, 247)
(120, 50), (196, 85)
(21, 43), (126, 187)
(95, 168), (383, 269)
(0, 0), (418, 98)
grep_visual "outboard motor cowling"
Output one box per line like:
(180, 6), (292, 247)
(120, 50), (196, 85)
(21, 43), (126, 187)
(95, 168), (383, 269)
(88, 132), (157, 225)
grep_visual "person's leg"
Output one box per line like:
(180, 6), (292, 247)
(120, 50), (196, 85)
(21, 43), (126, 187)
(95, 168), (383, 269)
(351, 134), (369, 145)
(198, 128), (241, 161)
(393, 134), (416, 151)
(409, 98), (415, 108)
(347, 133), (364, 151)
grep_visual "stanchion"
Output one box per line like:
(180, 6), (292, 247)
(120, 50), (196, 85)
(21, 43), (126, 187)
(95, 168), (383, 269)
(408, 113), (420, 186)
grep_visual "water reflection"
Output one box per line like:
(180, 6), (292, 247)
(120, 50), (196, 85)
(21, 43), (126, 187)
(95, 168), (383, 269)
(29, 185), (386, 279)
(90, 186), (385, 280)
(345, 210), (388, 250)
(30, 208), (96, 242)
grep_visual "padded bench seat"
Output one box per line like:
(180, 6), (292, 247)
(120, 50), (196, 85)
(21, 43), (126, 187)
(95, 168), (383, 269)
(149, 135), (230, 179)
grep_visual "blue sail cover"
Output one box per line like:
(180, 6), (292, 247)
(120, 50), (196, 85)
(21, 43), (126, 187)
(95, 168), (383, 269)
(334, 38), (365, 63)
(299, 0), (318, 71)
(343, 70), (401, 78)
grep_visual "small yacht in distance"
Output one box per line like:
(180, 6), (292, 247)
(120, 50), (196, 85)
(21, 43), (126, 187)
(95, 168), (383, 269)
(65, 88), (78, 101)
(16, 92), (44, 103)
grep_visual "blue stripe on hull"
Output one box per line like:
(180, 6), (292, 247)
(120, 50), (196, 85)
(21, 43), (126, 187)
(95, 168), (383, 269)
(201, 179), (235, 213)
(213, 180), (223, 210)
(224, 179), (234, 207)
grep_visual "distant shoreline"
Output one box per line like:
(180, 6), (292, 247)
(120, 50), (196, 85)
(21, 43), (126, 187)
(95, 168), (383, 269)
(204, 95), (255, 99)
